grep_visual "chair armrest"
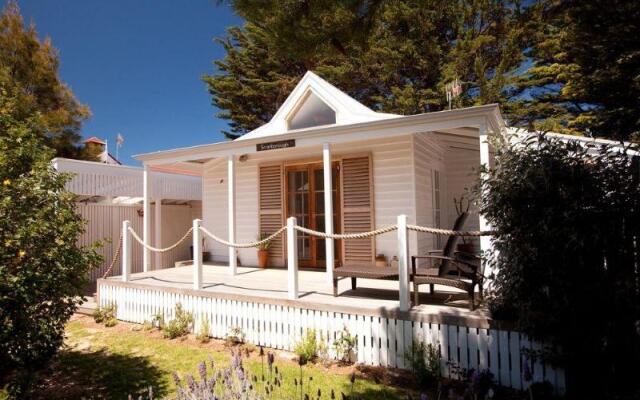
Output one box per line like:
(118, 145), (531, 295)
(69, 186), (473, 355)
(427, 250), (443, 254)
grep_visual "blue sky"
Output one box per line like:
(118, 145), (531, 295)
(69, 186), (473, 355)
(16, 0), (242, 165)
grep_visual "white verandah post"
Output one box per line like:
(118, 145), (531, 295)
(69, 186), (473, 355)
(287, 216), (299, 299)
(478, 122), (494, 279)
(397, 214), (410, 311)
(192, 219), (203, 290)
(121, 220), (131, 282)
(227, 155), (237, 276)
(142, 165), (151, 272)
(322, 143), (335, 284)
(154, 198), (162, 269)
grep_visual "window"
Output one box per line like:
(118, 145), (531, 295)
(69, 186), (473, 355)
(288, 91), (336, 130)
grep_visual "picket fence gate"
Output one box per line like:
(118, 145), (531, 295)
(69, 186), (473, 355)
(98, 282), (565, 394)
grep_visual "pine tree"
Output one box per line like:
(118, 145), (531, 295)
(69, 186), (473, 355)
(0, 1), (91, 157)
(205, 0), (534, 139)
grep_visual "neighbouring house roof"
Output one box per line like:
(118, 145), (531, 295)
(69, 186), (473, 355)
(83, 136), (106, 145)
(237, 71), (399, 141)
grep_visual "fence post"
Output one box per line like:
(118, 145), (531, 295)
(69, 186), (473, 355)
(121, 220), (131, 282)
(397, 214), (410, 311)
(193, 219), (203, 290)
(287, 216), (299, 300)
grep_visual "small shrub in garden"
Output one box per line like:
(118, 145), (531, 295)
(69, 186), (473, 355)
(405, 340), (440, 386)
(293, 329), (318, 363)
(162, 303), (193, 339)
(333, 326), (357, 363)
(92, 304), (117, 327)
(225, 325), (245, 345)
(196, 315), (210, 343)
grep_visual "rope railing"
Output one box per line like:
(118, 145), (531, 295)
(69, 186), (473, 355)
(101, 231), (123, 279)
(294, 224), (398, 239)
(406, 224), (496, 237)
(128, 226), (193, 253)
(199, 226), (287, 248)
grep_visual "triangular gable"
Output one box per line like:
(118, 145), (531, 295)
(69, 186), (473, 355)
(236, 71), (398, 141)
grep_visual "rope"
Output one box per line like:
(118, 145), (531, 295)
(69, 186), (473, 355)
(128, 226), (193, 252)
(101, 232), (123, 279)
(407, 224), (495, 236)
(199, 226), (286, 248)
(294, 224), (398, 239)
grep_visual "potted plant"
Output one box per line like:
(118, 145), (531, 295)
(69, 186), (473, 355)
(257, 232), (271, 268)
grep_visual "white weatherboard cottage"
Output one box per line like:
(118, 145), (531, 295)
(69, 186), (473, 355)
(98, 72), (571, 392)
(135, 71), (501, 274)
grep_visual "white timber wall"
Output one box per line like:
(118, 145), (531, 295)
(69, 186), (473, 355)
(201, 135), (418, 267)
(98, 282), (566, 394)
(77, 203), (201, 283)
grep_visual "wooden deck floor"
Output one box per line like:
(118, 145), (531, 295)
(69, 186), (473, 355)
(104, 264), (490, 326)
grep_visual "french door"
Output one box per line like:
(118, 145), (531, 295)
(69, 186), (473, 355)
(285, 163), (341, 268)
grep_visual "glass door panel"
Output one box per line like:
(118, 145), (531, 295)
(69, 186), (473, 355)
(287, 169), (311, 261)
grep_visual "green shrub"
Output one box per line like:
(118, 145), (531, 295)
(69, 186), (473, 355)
(405, 341), (440, 387)
(225, 325), (245, 346)
(332, 327), (357, 362)
(294, 329), (318, 363)
(162, 303), (193, 339)
(196, 315), (210, 343)
(92, 304), (117, 327)
(477, 133), (640, 398)
(0, 93), (101, 396)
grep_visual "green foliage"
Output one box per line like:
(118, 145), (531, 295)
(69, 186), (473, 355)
(332, 326), (356, 363)
(257, 232), (272, 251)
(405, 341), (440, 387)
(162, 303), (194, 339)
(477, 133), (640, 398)
(196, 315), (211, 343)
(507, 0), (640, 141)
(225, 325), (246, 345)
(92, 304), (117, 327)
(205, 0), (533, 139)
(0, 92), (100, 397)
(0, 2), (91, 158)
(294, 329), (318, 363)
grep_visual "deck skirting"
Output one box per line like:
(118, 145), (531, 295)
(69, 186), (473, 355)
(97, 281), (565, 393)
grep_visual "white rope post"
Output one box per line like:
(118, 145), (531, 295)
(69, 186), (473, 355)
(478, 122), (493, 280)
(397, 214), (410, 311)
(121, 220), (131, 282)
(142, 164), (151, 272)
(287, 217), (299, 300)
(154, 198), (162, 270)
(323, 143), (335, 284)
(228, 155), (237, 276)
(192, 219), (203, 290)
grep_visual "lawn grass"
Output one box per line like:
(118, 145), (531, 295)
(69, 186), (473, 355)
(17, 315), (412, 399)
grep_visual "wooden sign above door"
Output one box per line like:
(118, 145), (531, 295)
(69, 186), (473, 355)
(256, 139), (295, 152)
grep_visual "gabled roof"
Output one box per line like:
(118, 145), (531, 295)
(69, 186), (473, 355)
(236, 71), (399, 141)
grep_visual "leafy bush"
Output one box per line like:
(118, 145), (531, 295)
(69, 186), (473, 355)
(333, 326), (357, 363)
(225, 325), (245, 346)
(0, 93), (100, 396)
(405, 341), (440, 387)
(162, 303), (194, 339)
(92, 304), (117, 327)
(477, 133), (640, 398)
(196, 315), (211, 343)
(293, 329), (318, 363)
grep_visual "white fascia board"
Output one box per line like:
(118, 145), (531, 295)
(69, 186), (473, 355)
(135, 104), (502, 166)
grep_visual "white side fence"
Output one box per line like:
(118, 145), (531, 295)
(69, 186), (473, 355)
(98, 282), (566, 393)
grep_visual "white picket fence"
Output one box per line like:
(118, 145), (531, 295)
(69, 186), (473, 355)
(98, 282), (565, 393)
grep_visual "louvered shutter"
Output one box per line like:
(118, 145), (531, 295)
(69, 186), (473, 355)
(259, 165), (284, 262)
(341, 156), (374, 265)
